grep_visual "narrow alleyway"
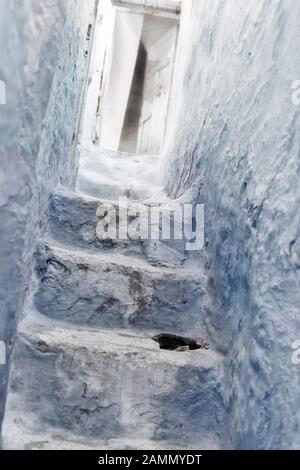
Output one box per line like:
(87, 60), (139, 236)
(1, 0), (300, 453)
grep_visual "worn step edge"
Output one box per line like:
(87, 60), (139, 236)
(38, 238), (202, 280)
(3, 434), (222, 451)
(14, 309), (223, 369)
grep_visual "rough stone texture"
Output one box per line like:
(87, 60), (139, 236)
(33, 240), (205, 333)
(49, 188), (187, 268)
(2, 143), (229, 449)
(162, 0), (300, 449)
(0, 0), (94, 420)
(3, 310), (226, 450)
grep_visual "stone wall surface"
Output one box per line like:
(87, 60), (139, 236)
(0, 0), (94, 421)
(162, 0), (300, 449)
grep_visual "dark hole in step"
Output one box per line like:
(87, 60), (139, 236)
(152, 334), (209, 352)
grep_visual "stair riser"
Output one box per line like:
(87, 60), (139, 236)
(34, 247), (204, 333)
(49, 193), (138, 250)
(7, 335), (226, 444)
(49, 194), (186, 267)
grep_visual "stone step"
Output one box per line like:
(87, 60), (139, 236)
(33, 240), (206, 335)
(76, 174), (147, 201)
(2, 312), (227, 450)
(76, 143), (160, 201)
(3, 435), (222, 451)
(49, 190), (186, 268)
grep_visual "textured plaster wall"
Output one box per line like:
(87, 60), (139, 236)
(0, 0), (94, 420)
(163, 0), (300, 449)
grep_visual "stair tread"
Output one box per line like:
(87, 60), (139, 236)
(53, 187), (106, 204)
(40, 238), (201, 279)
(76, 143), (161, 200)
(52, 187), (170, 206)
(3, 431), (222, 451)
(16, 310), (222, 369)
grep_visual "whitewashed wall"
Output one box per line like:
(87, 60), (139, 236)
(162, 0), (300, 449)
(99, 10), (144, 151)
(81, 0), (121, 144)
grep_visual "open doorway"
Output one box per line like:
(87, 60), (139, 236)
(96, 3), (179, 155)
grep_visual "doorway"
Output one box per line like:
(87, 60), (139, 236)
(136, 15), (178, 155)
(96, 5), (179, 155)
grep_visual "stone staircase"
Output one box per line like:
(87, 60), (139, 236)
(2, 144), (229, 450)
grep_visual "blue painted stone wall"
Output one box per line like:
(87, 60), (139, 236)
(163, 0), (300, 449)
(0, 0), (94, 422)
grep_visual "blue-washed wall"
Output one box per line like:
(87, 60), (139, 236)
(163, 0), (300, 449)
(0, 0), (94, 421)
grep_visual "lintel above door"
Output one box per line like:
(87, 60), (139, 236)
(111, 0), (181, 19)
